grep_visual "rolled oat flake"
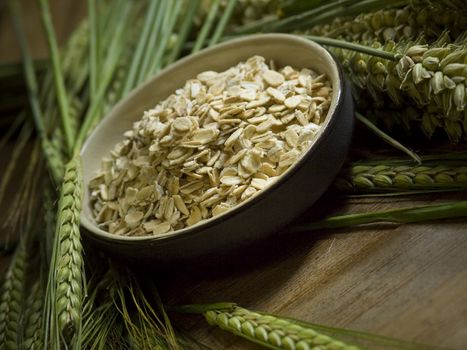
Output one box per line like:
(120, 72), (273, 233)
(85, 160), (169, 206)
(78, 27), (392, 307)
(89, 56), (332, 236)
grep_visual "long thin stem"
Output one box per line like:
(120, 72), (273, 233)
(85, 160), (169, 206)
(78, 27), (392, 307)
(233, 0), (357, 34)
(8, 0), (47, 139)
(0, 121), (33, 219)
(148, 0), (184, 75)
(297, 0), (409, 30)
(9, 0), (71, 182)
(208, 0), (237, 46)
(88, 0), (98, 104)
(235, 0), (408, 33)
(304, 35), (400, 61)
(74, 0), (131, 151)
(136, 0), (164, 83)
(356, 112), (421, 163)
(220, 33), (401, 61)
(349, 151), (467, 165)
(191, 0), (221, 53)
(167, 0), (201, 64)
(291, 201), (467, 232)
(121, 0), (160, 96)
(38, 0), (74, 155)
(0, 112), (25, 153)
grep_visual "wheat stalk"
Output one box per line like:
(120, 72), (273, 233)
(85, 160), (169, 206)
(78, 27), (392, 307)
(193, 0), (222, 53)
(9, 0), (88, 183)
(233, 0), (409, 34)
(38, 0), (75, 154)
(3, 140), (42, 240)
(208, 0), (237, 46)
(291, 200), (467, 232)
(61, 19), (90, 93)
(114, 0), (158, 97)
(74, 0), (135, 149)
(0, 121), (32, 209)
(166, 0), (201, 65)
(104, 56), (131, 110)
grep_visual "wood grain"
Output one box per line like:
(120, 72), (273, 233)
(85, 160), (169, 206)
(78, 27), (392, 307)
(1, 3), (467, 350)
(161, 217), (467, 349)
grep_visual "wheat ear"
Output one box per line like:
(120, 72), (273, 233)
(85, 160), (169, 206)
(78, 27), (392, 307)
(0, 240), (28, 350)
(45, 154), (84, 347)
(307, 4), (466, 43)
(201, 305), (361, 350)
(336, 163), (467, 193)
(55, 155), (84, 337)
(21, 281), (43, 350)
(324, 33), (467, 142)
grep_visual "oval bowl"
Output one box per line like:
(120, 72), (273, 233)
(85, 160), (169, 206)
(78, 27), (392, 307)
(80, 34), (354, 264)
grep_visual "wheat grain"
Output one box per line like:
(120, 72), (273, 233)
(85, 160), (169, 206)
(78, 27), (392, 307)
(204, 306), (360, 350)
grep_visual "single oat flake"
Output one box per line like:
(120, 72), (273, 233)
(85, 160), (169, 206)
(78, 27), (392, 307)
(89, 56), (332, 236)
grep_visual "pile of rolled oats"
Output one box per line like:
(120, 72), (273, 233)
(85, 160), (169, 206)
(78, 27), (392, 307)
(89, 56), (332, 236)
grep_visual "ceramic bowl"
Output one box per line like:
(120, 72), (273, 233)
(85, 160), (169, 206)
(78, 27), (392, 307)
(80, 34), (354, 264)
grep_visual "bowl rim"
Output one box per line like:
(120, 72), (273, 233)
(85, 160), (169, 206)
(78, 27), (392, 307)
(80, 33), (345, 244)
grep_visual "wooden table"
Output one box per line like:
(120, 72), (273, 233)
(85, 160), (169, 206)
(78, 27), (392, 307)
(160, 195), (467, 349)
(1, 2), (466, 349)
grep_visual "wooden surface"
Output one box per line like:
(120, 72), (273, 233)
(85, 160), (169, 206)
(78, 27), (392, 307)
(161, 196), (467, 349)
(1, 3), (467, 350)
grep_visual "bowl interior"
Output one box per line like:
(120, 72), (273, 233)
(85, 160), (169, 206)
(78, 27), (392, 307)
(80, 33), (342, 242)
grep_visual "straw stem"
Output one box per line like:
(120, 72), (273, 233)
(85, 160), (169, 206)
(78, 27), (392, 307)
(291, 201), (467, 232)
(191, 0), (221, 53)
(38, 0), (74, 154)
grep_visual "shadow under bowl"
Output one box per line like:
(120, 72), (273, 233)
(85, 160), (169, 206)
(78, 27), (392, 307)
(80, 34), (354, 265)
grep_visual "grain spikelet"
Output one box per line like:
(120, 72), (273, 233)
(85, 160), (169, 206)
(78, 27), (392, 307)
(204, 305), (360, 350)
(55, 155), (83, 338)
(307, 5), (466, 43)
(21, 281), (43, 350)
(328, 33), (467, 142)
(0, 241), (27, 350)
(336, 162), (467, 193)
(45, 154), (84, 347)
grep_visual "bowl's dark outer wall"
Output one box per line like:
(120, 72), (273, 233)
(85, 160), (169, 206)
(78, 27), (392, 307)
(81, 35), (354, 265)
